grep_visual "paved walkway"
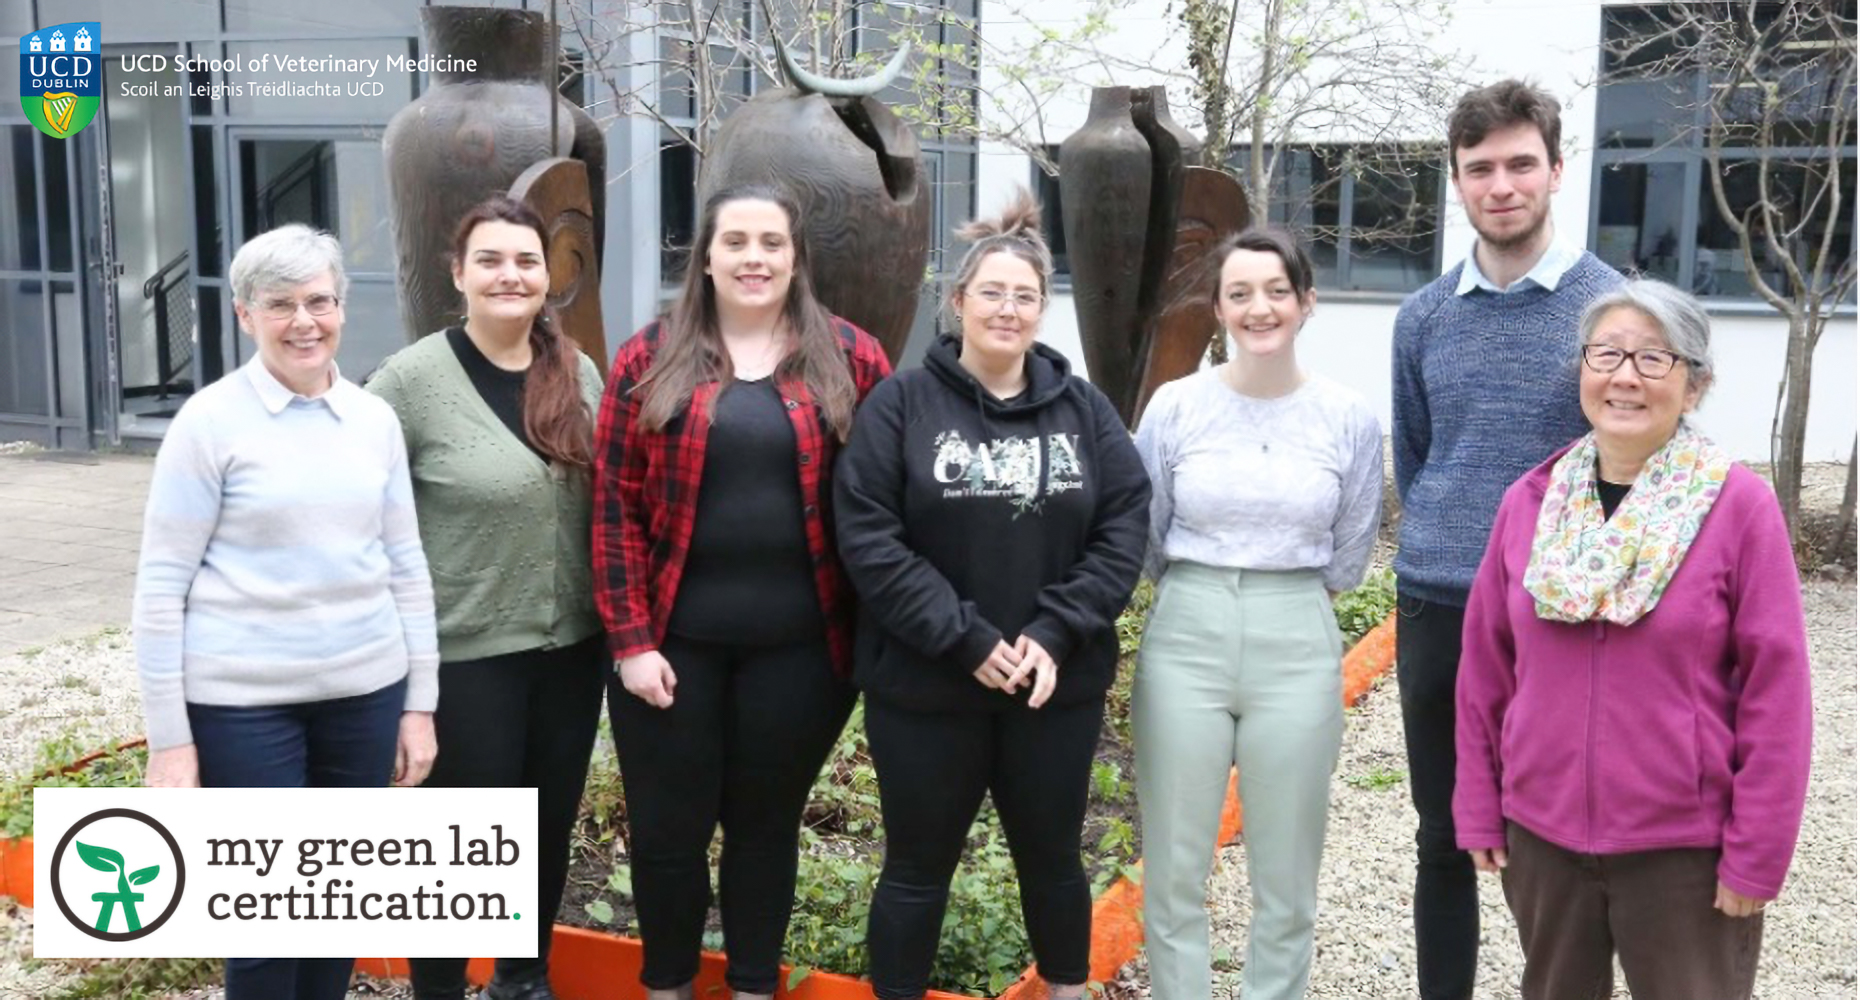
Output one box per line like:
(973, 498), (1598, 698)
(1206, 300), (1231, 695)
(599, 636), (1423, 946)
(0, 451), (152, 656)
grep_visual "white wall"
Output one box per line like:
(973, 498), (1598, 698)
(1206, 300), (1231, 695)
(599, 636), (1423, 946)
(976, 0), (1857, 462)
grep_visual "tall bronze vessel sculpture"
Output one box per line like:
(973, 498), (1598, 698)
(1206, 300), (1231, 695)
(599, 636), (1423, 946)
(384, 6), (607, 357)
(697, 37), (930, 365)
(1059, 86), (1202, 426)
(1058, 90), (1251, 425)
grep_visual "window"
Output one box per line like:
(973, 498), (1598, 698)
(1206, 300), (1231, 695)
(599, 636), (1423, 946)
(1034, 143), (1442, 292)
(660, 139), (697, 282)
(1595, 3), (1857, 302)
(1269, 145), (1445, 293)
(1694, 159), (1854, 299)
(1031, 158), (1068, 279)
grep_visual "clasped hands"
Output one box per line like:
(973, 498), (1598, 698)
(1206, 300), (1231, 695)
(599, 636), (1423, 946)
(972, 635), (1058, 708)
(619, 635), (1058, 710)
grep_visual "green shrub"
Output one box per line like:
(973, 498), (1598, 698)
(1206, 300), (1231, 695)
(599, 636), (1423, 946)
(0, 735), (148, 841)
(47, 957), (221, 999)
(1333, 567), (1397, 647)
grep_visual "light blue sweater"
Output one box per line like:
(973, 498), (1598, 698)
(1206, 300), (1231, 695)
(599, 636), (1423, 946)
(1390, 251), (1623, 606)
(133, 360), (439, 750)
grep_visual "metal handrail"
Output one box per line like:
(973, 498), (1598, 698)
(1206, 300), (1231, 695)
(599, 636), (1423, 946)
(142, 251), (188, 301)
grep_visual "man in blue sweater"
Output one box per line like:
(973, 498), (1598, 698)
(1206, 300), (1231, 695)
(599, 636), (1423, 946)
(1390, 79), (1624, 999)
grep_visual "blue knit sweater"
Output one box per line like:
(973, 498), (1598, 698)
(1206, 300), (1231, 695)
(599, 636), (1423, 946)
(1390, 251), (1623, 606)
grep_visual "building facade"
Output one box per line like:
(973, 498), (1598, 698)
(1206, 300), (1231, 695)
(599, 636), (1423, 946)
(2, 0), (1849, 460)
(0, 0), (978, 449)
(978, 0), (1856, 461)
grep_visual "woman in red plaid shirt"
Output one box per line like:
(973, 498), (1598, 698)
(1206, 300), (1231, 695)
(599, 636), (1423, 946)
(591, 184), (891, 1000)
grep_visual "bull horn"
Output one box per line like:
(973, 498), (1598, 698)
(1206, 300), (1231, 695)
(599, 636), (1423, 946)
(770, 28), (911, 98)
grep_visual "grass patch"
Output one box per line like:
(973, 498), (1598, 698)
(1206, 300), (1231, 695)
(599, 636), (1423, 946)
(1345, 767), (1407, 792)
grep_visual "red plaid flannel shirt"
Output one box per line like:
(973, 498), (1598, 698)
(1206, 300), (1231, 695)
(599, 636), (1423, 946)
(592, 318), (892, 675)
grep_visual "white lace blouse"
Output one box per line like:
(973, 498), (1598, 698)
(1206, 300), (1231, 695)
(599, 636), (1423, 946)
(1134, 368), (1384, 594)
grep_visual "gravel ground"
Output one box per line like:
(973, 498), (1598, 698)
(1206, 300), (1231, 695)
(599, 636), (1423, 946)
(1198, 578), (1857, 999)
(0, 627), (140, 776)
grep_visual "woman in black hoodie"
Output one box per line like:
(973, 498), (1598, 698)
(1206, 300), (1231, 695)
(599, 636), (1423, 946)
(832, 190), (1150, 1000)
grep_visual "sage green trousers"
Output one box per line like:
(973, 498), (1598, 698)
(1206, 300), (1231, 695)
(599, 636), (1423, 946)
(1133, 563), (1345, 1000)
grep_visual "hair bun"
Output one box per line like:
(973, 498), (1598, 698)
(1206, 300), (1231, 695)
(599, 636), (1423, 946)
(955, 187), (1045, 246)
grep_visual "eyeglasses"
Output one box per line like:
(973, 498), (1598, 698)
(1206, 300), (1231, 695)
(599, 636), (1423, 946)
(1581, 345), (1689, 379)
(968, 287), (1043, 311)
(257, 293), (341, 320)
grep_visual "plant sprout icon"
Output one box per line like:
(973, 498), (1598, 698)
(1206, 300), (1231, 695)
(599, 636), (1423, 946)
(76, 840), (159, 932)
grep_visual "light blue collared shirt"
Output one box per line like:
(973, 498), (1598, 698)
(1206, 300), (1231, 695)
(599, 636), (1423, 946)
(1455, 237), (1584, 296)
(243, 356), (356, 419)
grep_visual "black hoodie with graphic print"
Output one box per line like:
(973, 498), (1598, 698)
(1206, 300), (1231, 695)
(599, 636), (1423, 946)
(832, 334), (1150, 713)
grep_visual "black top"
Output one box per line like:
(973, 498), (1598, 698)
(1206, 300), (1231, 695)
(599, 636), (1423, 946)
(446, 326), (541, 458)
(667, 376), (823, 644)
(831, 335), (1152, 712)
(1598, 479), (1632, 520)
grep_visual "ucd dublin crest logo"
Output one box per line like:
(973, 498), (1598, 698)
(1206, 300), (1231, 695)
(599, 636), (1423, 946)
(20, 22), (101, 138)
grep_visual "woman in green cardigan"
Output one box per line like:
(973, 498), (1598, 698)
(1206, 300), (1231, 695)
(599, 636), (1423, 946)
(368, 196), (605, 1000)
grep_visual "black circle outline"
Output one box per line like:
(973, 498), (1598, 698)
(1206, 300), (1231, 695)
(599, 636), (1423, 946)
(49, 807), (187, 942)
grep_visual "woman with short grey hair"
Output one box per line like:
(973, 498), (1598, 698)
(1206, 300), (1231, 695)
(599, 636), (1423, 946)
(134, 223), (440, 1000)
(1455, 278), (1810, 999)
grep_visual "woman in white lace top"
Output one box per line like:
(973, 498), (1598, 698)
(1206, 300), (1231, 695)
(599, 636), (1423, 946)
(1132, 227), (1383, 1000)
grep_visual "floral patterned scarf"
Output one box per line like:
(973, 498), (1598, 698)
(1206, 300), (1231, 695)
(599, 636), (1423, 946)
(1523, 425), (1732, 625)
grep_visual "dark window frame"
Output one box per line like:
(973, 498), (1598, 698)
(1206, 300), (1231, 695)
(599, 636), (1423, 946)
(1592, 2), (1858, 306)
(1034, 141), (1446, 294)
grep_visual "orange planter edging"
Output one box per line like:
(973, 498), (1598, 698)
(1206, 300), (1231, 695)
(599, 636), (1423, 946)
(0, 737), (150, 909)
(0, 836), (31, 907)
(2, 614), (1400, 1000)
(1341, 614), (1398, 708)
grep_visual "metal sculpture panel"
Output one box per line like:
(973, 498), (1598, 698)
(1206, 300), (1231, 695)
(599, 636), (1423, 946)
(384, 6), (605, 343)
(510, 157), (606, 361)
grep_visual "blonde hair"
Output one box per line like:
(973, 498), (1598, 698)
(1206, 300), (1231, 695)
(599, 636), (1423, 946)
(949, 187), (1054, 302)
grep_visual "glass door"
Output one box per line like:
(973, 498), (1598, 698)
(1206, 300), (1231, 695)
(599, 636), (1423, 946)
(227, 126), (401, 381)
(103, 43), (197, 436)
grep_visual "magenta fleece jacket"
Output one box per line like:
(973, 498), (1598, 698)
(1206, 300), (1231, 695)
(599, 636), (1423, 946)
(1453, 447), (1812, 900)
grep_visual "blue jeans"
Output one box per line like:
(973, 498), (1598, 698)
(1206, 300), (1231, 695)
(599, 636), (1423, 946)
(189, 676), (407, 1000)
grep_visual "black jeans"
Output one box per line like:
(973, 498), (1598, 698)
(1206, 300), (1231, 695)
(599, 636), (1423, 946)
(190, 677), (407, 1000)
(864, 696), (1104, 1000)
(609, 633), (855, 994)
(409, 636), (608, 1000)
(1395, 592), (1477, 1000)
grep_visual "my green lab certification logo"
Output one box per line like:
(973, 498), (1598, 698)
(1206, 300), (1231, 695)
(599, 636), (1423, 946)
(19, 22), (102, 138)
(50, 808), (187, 942)
(35, 788), (538, 958)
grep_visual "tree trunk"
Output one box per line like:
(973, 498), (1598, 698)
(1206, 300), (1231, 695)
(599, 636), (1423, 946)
(1770, 313), (1814, 550)
(1838, 434), (1857, 558)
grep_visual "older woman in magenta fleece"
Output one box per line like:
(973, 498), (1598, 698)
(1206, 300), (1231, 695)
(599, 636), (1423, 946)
(1453, 279), (1811, 1000)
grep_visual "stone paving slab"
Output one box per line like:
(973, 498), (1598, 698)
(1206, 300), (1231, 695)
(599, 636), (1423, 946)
(0, 452), (153, 656)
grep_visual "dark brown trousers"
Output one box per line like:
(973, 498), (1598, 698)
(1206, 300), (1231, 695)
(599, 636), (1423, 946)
(1501, 821), (1763, 1000)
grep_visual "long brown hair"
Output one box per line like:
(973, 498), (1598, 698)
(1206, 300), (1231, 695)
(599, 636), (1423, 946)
(636, 184), (858, 441)
(450, 196), (594, 471)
